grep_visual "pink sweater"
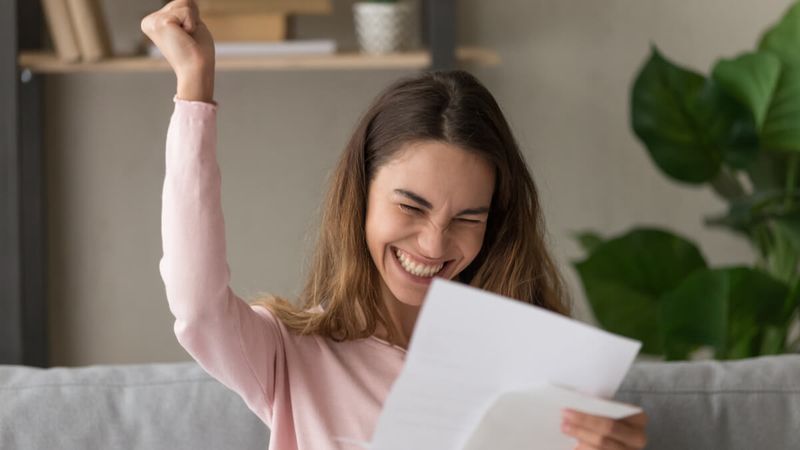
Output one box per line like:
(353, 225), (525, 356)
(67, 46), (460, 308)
(160, 98), (407, 450)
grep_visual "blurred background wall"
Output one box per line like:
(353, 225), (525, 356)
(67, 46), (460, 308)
(43, 0), (792, 366)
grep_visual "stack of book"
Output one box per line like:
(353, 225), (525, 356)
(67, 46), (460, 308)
(42, 0), (112, 63)
(42, 0), (339, 63)
(188, 0), (337, 57)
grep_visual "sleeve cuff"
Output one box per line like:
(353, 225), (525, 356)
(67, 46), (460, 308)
(173, 94), (218, 110)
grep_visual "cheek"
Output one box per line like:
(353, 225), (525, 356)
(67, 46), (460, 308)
(456, 226), (488, 261)
(365, 205), (410, 255)
(364, 209), (384, 260)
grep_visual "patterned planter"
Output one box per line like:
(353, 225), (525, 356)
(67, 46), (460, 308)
(353, 2), (412, 54)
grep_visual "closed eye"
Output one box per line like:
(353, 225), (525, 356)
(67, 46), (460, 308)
(399, 203), (484, 223)
(399, 204), (423, 214)
(456, 217), (483, 224)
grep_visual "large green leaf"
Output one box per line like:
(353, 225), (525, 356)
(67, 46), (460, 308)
(579, 281), (663, 354)
(712, 52), (781, 130)
(759, 2), (800, 68)
(574, 228), (708, 354)
(760, 66), (800, 153)
(753, 3), (800, 153)
(631, 47), (757, 181)
(572, 230), (605, 254)
(745, 152), (787, 191)
(711, 86), (761, 169)
(765, 215), (800, 282)
(704, 192), (800, 266)
(660, 267), (791, 360)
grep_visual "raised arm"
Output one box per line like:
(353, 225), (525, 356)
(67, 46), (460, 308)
(143, 0), (283, 425)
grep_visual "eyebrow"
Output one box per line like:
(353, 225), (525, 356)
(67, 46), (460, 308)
(393, 189), (490, 216)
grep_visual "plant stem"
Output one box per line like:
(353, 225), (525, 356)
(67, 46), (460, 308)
(710, 168), (746, 200)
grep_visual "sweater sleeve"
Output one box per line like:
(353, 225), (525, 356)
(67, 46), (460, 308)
(159, 97), (283, 426)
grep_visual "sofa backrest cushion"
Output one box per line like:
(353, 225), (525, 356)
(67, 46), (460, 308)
(2, 355), (799, 450)
(0, 362), (268, 450)
(616, 354), (800, 450)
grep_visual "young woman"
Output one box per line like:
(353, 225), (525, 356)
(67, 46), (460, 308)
(142, 1), (648, 449)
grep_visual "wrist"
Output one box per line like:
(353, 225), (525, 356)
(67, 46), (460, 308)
(176, 72), (215, 103)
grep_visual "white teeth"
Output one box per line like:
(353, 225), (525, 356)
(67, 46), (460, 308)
(395, 249), (444, 278)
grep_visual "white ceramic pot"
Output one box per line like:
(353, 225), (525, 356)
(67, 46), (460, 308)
(353, 2), (412, 54)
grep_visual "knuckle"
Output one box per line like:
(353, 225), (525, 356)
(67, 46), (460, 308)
(140, 15), (155, 33)
(155, 15), (173, 29)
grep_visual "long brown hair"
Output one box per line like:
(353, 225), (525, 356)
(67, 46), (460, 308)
(251, 70), (571, 343)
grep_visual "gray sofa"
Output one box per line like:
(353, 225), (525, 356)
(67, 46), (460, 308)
(1, 355), (798, 449)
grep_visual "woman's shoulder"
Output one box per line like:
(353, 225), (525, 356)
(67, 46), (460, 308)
(249, 302), (395, 355)
(248, 301), (324, 345)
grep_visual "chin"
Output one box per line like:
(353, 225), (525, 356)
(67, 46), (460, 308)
(388, 284), (428, 307)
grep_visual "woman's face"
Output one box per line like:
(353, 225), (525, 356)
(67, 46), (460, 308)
(365, 140), (496, 307)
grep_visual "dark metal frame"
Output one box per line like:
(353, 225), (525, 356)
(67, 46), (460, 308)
(2, 0), (455, 367)
(2, 0), (47, 366)
(424, 0), (456, 70)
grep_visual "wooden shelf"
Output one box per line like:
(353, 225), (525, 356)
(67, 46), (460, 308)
(18, 47), (500, 74)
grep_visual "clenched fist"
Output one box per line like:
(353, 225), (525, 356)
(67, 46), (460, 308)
(141, 0), (215, 102)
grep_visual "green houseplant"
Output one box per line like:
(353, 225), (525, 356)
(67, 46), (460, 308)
(574, 2), (800, 360)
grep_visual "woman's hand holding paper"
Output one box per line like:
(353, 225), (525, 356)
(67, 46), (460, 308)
(561, 408), (648, 449)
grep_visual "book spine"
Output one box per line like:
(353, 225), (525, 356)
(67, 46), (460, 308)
(197, 0), (332, 15)
(41, 0), (81, 62)
(65, 0), (112, 62)
(203, 13), (287, 42)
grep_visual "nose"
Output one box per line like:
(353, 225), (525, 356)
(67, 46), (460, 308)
(417, 223), (447, 260)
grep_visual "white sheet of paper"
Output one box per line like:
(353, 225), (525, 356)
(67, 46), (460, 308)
(463, 384), (642, 450)
(369, 279), (642, 450)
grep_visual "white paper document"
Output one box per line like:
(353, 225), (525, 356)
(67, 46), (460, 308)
(463, 384), (642, 449)
(368, 279), (642, 450)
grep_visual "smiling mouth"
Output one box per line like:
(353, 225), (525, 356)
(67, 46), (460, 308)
(392, 247), (449, 278)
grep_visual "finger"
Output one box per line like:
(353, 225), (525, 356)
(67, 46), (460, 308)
(161, 5), (198, 33)
(164, 0), (197, 13)
(181, 13), (195, 33)
(165, 1), (199, 18)
(575, 444), (602, 450)
(563, 410), (645, 448)
(179, 6), (201, 33)
(141, 12), (175, 37)
(141, 12), (184, 42)
(622, 411), (648, 427)
(562, 421), (628, 450)
(141, 6), (199, 40)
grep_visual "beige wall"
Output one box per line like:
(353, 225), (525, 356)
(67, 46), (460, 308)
(44, 0), (794, 366)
